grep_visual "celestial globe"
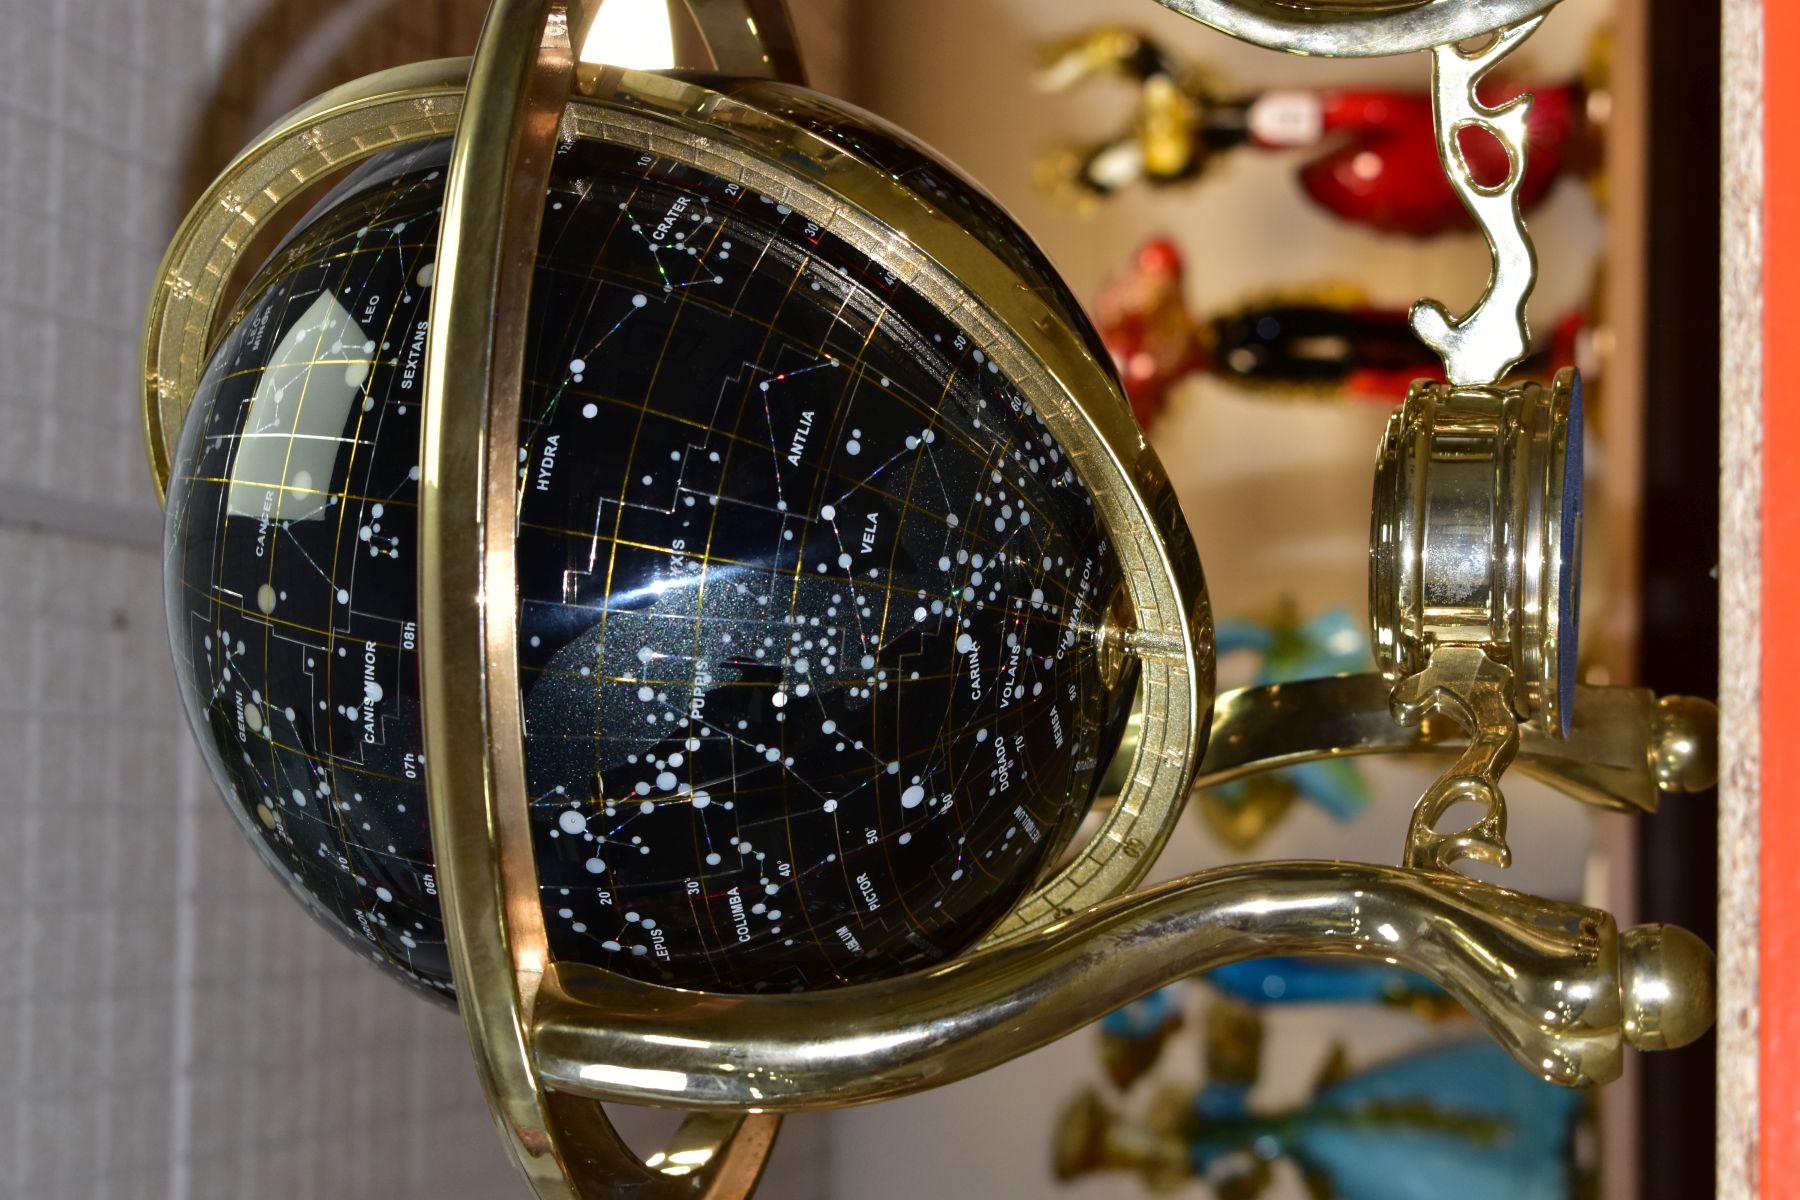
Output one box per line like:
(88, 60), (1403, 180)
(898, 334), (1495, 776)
(143, 9), (1723, 1197)
(161, 82), (1171, 1001)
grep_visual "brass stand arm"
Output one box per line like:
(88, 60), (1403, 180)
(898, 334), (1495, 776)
(1153, 0), (1562, 58)
(1185, 674), (1717, 813)
(530, 861), (1713, 1108)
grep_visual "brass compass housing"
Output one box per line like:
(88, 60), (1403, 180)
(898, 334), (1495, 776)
(1371, 370), (1582, 736)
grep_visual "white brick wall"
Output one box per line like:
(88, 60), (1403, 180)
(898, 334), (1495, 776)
(0, 1), (832, 1195)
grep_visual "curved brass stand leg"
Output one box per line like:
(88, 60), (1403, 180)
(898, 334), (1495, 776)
(535, 1095), (782, 1197)
(1102, 674), (1718, 814)
(532, 860), (1714, 1105)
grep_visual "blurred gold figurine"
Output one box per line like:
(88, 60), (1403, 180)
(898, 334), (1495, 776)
(1036, 25), (1597, 238)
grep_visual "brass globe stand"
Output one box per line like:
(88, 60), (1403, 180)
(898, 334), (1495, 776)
(140, 1), (1720, 1197)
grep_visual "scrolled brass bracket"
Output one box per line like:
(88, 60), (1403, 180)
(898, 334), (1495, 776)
(1392, 644), (1519, 871)
(1408, 18), (1545, 386)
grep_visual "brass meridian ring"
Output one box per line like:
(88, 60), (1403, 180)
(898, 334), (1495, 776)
(1155, 0), (1565, 58)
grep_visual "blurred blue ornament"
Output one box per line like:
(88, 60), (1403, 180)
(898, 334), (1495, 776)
(1184, 1038), (1584, 1200)
(1205, 957), (1450, 1013)
(1215, 604), (1369, 681)
(1056, 1034), (1586, 1199)
(1203, 603), (1373, 847)
(1096, 985), (1185, 1089)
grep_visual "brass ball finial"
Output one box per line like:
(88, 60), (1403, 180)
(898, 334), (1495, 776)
(1619, 923), (1717, 1052)
(1650, 694), (1720, 793)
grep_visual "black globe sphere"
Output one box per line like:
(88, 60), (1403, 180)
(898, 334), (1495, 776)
(164, 109), (1134, 1000)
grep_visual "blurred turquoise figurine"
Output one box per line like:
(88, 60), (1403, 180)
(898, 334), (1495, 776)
(1097, 986), (1186, 1089)
(1060, 999), (1589, 1198)
(1203, 602), (1372, 848)
(1068, 602), (1587, 1197)
(1095, 963), (1455, 1090)
(1204, 957), (1450, 1014)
